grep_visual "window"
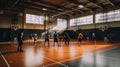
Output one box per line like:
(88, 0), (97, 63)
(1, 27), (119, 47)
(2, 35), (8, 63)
(70, 15), (93, 26)
(96, 13), (107, 23)
(96, 9), (120, 23)
(70, 19), (77, 26)
(57, 18), (67, 27)
(26, 14), (45, 24)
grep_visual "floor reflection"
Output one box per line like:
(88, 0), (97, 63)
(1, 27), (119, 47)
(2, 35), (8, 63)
(65, 47), (120, 67)
(25, 46), (44, 67)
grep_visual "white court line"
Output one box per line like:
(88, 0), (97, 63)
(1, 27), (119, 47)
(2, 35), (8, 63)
(44, 47), (119, 67)
(97, 46), (118, 54)
(43, 56), (82, 67)
(100, 47), (120, 61)
(43, 56), (69, 67)
(102, 55), (120, 61)
(0, 51), (10, 67)
(10, 41), (120, 66)
(10, 44), (68, 67)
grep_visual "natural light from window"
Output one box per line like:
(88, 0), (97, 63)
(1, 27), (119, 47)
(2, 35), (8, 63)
(96, 9), (120, 23)
(26, 14), (45, 24)
(70, 15), (93, 26)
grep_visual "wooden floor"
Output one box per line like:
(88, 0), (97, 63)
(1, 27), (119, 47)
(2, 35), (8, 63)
(0, 40), (120, 67)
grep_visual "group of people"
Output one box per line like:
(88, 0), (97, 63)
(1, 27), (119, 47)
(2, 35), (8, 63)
(43, 31), (85, 47)
(44, 31), (70, 47)
(16, 30), (96, 52)
(29, 33), (38, 44)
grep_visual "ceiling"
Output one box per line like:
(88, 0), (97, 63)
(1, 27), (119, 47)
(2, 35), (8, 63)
(0, 0), (120, 19)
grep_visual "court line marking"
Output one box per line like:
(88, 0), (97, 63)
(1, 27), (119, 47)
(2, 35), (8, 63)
(99, 47), (120, 61)
(97, 46), (118, 54)
(102, 55), (120, 61)
(44, 46), (118, 67)
(10, 44), (68, 67)
(0, 51), (10, 67)
(43, 56), (69, 67)
(43, 56), (82, 67)
(10, 41), (120, 66)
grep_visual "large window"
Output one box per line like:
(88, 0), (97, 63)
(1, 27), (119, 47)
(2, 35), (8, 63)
(70, 19), (77, 26)
(70, 15), (93, 26)
(77, 15), (93, 25)
(96, 9), (120, 23)
(26, 14), (45, 24)
(57, 18), (67, 27)
(96, 13), (107, 23)
(70, 9), (120, 26)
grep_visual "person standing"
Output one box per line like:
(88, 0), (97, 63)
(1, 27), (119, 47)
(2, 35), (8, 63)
(78, 33), (83, 46)
(53, 31), (59, 47)
(63, 32), (70, 46)
(17, 31), (24, 52)
(92, 33), (96, 41)
(29, 34), (33, 44)
(33, 33), (38, 44)
(58, 33), (63, 42)
(44, 31), (50, 47)
(107, 33), (112, 43)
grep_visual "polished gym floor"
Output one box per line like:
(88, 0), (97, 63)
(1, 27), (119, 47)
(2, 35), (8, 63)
(0, 40), (120, 67)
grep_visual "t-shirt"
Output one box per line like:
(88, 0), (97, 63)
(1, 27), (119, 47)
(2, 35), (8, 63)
(54, 33), (57, 38)
(78, 33), (83, 39)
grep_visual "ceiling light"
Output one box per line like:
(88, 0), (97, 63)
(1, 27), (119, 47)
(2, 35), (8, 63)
(42, 8), (47, 11)
(78, 5), (84, 8)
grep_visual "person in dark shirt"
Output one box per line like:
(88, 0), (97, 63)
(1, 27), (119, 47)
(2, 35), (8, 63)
(44, 31), (50, 47)
(58, 33), (63, 42)
(17, 31), (24, 52)
(107, 33), (113, 43)
(53, 31), (59, 46)
(63, 32), (70, 46)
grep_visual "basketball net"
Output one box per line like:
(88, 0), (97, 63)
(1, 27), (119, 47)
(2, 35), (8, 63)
(11, 24), (19, 31)
(98, 25), (108, 32)
(101, 28), (105, 32)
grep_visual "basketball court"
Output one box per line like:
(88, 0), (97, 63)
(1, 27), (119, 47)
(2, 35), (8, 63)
(0, 0), (120, 67)
(0, 40), (120, 67)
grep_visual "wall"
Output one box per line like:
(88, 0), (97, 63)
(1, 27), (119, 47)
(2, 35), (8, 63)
(24, 9), (45, 29)
(69, 21), (120, 42)
(0, 15), (12, 28)
(0, 9), (58, 42)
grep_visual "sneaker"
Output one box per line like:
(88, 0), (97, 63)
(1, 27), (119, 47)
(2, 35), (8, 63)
(20, 50), (23, 52)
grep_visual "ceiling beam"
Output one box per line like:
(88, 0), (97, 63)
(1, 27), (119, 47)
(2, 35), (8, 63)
(8, 0), (20, 9)
(107, 0), (115, 6)
(66, 0), (93, 12)
(31, 0), (71, 11)
(52, 7), (85, 17)
(88, 0), (103, 9)
(30, 0), (83, 18)
(110, 0), (120, 6)
(18, 1), (70, 18)
(21, 1), (64, 13)
(18, 3), (58, 15)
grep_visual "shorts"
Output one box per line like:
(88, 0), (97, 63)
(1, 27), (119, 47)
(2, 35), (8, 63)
(78, 38), (82, 42)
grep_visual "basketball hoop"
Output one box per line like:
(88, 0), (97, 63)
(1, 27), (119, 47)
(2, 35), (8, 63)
(98, 25), (108, 32)
(11, 24), (19, 31)
(101, 28), (105, 32)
